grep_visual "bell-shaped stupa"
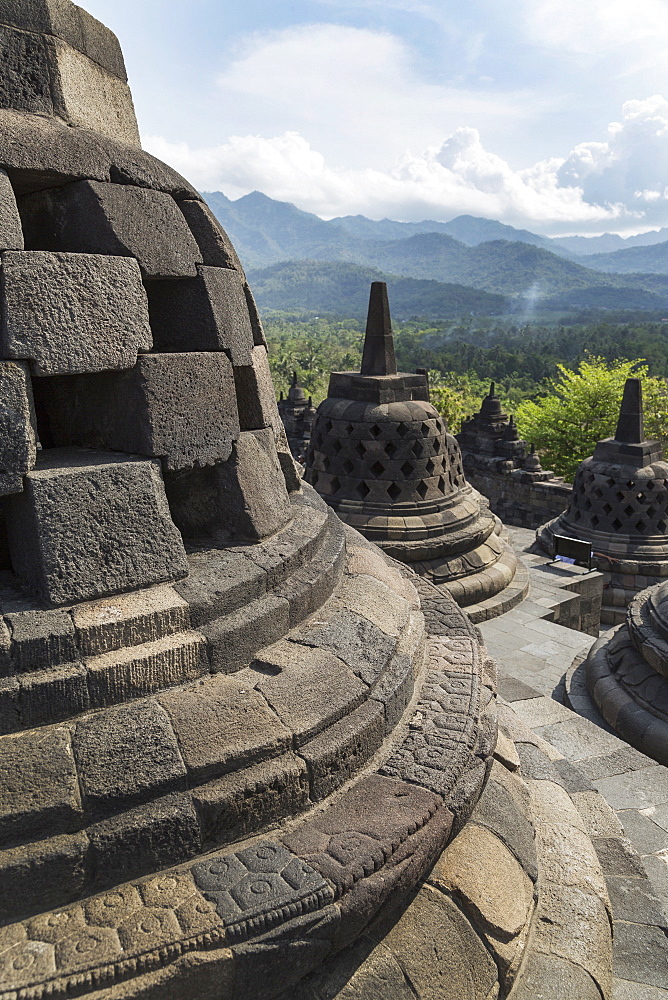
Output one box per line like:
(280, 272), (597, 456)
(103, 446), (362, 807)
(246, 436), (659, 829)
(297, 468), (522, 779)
(537, 378), (668, 623)
(304, 283), (528, 620)
(586, 579), (668, 764)
(277, 372), (316, 462)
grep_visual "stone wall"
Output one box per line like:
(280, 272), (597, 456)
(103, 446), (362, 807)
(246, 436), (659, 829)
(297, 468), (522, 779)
(465, 466), (572, 530)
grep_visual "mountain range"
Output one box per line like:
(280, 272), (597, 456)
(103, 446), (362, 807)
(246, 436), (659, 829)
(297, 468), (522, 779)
(203, 190), (668, 317)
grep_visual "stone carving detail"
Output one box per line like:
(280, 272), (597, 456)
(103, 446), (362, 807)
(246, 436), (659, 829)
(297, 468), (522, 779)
(278, 373), (317, 463)
(304, 283), (526, 619)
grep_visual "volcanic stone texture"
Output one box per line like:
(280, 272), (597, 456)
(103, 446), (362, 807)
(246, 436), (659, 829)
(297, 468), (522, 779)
(19, 180), (203, 278)
(0, 360), (36, 495)
(40, 352), (241, 470)
(0, 168), (23, 250)
(4, 449), (188, 606)
(0, 250), (152, 375)
(146, 265), (254, 363)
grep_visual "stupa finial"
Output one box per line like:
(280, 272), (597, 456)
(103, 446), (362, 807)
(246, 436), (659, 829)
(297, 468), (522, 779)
(615, 378), (644, 444)
(361, 282), (397, 376)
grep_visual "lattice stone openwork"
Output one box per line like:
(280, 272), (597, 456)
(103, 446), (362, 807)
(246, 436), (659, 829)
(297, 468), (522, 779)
(304, 283), (527, 619)
(537, 378), (668, 623)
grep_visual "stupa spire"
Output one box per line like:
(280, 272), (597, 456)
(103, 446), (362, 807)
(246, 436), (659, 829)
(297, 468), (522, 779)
(615, 377), (644, 444)
(361, 281), (397, 376)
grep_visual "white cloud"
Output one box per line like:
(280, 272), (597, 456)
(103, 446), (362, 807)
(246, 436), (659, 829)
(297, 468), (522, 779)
(146, 94), (668, 234)
(522, 0), (668, 56)
(212, 23), (537, 170)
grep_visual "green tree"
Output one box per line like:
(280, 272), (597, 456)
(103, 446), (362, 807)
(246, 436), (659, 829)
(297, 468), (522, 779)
(515, 356), (668, 480)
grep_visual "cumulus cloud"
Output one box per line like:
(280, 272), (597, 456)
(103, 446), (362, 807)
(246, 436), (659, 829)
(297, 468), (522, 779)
(146, 95), (668, 233)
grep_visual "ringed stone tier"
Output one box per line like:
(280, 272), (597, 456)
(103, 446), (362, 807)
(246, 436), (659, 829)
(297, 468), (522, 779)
(277, 372), (316, 463)
(585, 580), (668, 764)
(0, 7), (615, 1000)
(304, 283), (528, 622)
(537, 378), (668, 624)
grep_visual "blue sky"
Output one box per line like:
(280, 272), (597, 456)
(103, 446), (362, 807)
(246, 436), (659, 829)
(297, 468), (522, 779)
(82, 0), (668, 234)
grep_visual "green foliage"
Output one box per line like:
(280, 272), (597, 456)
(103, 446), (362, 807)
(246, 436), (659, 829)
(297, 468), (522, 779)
(264, 314), (362, 403)
(427, 371), (497, 434)
(514, 356), (668, 480)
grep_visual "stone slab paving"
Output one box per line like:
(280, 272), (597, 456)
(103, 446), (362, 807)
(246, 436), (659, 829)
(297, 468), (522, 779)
(481, 526), (668, 999)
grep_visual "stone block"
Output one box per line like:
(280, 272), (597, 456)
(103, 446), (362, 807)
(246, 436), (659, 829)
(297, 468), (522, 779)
(0, 831), (88, 923)
(0, 361), (36, 491)
(0, 726), (82, 844)
(87, 793), (201, 891)
(1, 251), (151, 375)
(49, 36), (140, 145)
(179, 199), (244, 270)
(70, 584), (190, 657)
(168, 429), (290, 545)
(203, 593), (291, 674)
(0, 676), (19, 734)
(20, 180), (202, 278)
(147, 265), (254, 364)
(73, 699), (187, 816)
(0, 169), (22, 251)
(86, 631), (209, 707)
(159, 674), (290, 782)
(253, 642), (368, 745)
(5, 449), (188, 606)
(45, 352), (240, 471)
(300, 700), (385, 800)
(193, 753), (310, 848)
(0, 0), (128, 80)
(0, 24), (54, 117)
(5, 608), (76, 671)
(511, 954), (602, 1000)
(233, 345), (281, 432)
(244, 282), (267, 347)
(19, 661), (90, 728)
(174, 548), (267, 628)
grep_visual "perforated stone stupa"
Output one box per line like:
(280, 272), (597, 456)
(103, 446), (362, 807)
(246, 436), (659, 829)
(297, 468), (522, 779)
(537, 378), (668, 624)
(304, 284), (528, 621)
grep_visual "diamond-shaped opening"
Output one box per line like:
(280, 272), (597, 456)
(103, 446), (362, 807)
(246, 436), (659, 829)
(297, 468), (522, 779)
(573, 510), (582, 521)
(606, 477), (616, 487)
(612, 517), (623, 530)
(324, 420), (333, 432)
(591, 515), (600, 527)
(636, 493), (645, 503)
(426, 459), (435, 475)
(583, 498), (592, 510)
(658, 520), (667, 532)
(438, 475), (447, 491)
(615, 491), (626, 501)
(387, 483), (402, 502)
(421, 422), (431, 437)
(323, 456), (331, 471)
(356, 481), (370, 500)
(432, 438), (441, 453)
(385, 441), (398, 458)
(370, 461), (385, 477)
(396, 422), (409, 437)
(624, 505), (634, 517)
(626, 479), (636, 489)
(330, 475), (341, 493)
(645, 481), (655, 491)
(412, 440), (423, 458)
(342, 459), (354, 474)
(635, 520), (647, 534)
(332, 439), (342, 454)
(602, 502), (612, 514)
(310, 471), (319, 487)
(591, 487), (602, 499)
(369, 424), (381, 438)
(400, 461), (414, 477)
(355, 441), (366, 458)
(344, 423), (354, 435)
(416, 481), (429, 499)
(647, 505), (656, 518)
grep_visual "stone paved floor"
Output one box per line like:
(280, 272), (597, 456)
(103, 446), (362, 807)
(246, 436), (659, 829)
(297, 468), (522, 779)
(481, 525), (668, 999)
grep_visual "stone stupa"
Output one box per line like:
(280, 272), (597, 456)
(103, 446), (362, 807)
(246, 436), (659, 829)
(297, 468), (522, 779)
(304, 283), (528, 621)
(0, 8), (615, 1000)
(277, 372), (316, 463)
(586, 580), (668, 764)
(537, 378), (668, 623)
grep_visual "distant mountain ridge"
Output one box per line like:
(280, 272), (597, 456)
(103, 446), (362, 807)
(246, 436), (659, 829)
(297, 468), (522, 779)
(203, 190), (668, 315)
